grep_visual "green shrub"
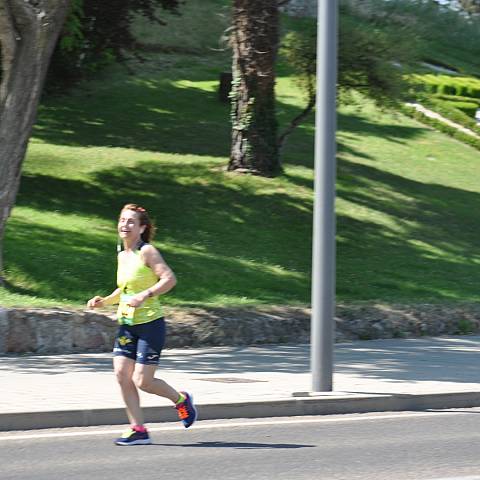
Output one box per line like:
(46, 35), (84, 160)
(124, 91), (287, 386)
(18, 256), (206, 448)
(438, 82), (456, 95)
(467, 86), (480, 98)
(449, 101), (479, 118)
(455, 84), (468, 97)
(336, 5), (421, 105)
(410, 74), (480, 100)
(434, 98), (480, 119)
(436, 94), (480, 106)
(457, 318), (474, 335)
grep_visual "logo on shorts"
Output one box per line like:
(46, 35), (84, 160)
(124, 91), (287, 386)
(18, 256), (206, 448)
(147, 354), (159, 361)
(118, 336), (132, 346)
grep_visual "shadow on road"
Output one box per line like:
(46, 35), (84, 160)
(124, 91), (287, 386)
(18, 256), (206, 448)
(151, 441), (316, 449)
(2, 337), (480, 387)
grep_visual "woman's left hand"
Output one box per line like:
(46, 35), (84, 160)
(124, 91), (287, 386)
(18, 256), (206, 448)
(128, 292), (149, 308)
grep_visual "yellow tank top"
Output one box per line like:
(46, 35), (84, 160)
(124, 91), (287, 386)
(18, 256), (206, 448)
(116, 247), (163, 325)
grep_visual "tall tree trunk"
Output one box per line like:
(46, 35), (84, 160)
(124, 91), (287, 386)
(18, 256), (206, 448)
(0, 0), (71, 284)
(229, 0), (280, 176)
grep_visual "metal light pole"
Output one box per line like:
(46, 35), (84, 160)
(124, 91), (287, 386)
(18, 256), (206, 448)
(311, 0), (337, 392)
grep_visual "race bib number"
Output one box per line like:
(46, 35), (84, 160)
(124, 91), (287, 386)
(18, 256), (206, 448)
(117, 295), (136, 325)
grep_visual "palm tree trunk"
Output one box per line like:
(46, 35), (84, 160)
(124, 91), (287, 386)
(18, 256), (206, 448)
(229, 0), (280, 176)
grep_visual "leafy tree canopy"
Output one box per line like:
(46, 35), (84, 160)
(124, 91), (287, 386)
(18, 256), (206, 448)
(282, 1), (423, 108)
(47, 0), (182, 88)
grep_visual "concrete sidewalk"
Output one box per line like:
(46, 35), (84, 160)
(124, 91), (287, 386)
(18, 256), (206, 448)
(2, 335), (480, 431)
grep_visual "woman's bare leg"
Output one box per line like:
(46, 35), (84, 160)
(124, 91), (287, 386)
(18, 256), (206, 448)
(113, 356), (144, 425)
(133, 364), (180, 403)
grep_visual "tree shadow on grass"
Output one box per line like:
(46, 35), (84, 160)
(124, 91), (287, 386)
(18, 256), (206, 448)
(336, 158), (480, 301)
(338, 110), (425, 144)
(336, 212), (480, 301)
(10, 148), (480, 305)
(10, 120), (480, 305)
(32, 76), (426, 169)
(337, 158), (480, 256)
(4, 218), (117, 303)
(8, 165), (480, 306)
(4, 218), (310, 305)
(281, 171), (313, 190)
(7, 161), (313, 304)
(277, 109), (427, 172)
(33, 78), (232, 157)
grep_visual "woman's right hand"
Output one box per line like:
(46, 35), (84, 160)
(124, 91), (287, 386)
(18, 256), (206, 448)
(87, 296), (104, 309)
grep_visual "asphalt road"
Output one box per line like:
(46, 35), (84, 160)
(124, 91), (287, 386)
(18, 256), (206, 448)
(4, 410), (480, 480)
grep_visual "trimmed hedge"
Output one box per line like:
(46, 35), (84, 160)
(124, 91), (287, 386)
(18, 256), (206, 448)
(436, 94), (480, 106)
(445, 101), (478, 118)
(410, 73), (480, 99)
(408, 72), (480, 139)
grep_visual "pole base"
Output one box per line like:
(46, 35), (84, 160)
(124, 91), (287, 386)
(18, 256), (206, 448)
(292, 391), (355, 397)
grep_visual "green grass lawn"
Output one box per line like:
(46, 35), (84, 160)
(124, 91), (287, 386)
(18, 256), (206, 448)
(1, 54), (315, 309)
(2, 1), (480, 309)
(337, 99), (480, 303)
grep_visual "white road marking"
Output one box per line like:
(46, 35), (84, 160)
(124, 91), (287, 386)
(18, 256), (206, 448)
(0, 410), (473, 442)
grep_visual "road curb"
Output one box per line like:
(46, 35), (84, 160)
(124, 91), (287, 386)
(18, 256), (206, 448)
(3, 391), (480, 431)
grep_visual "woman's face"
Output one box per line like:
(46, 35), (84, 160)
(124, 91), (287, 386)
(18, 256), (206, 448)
(118, 209), (145, 241)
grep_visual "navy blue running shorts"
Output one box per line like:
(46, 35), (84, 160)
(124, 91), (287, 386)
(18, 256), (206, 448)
(113, 317), (166, 365)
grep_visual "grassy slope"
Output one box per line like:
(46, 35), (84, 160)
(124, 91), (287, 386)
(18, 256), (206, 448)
(337, 99), (480, 303)
(1, 1), (480, 309)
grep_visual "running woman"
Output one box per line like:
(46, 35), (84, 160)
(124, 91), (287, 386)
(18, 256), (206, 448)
(87, 203), (197, 445)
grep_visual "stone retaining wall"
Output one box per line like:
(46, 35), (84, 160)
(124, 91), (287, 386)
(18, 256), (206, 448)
(2, 303), (480, 354)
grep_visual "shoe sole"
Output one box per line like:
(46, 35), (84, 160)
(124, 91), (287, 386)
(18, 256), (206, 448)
(183, 392), (198, 429)
(114, 438), (152, 446)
